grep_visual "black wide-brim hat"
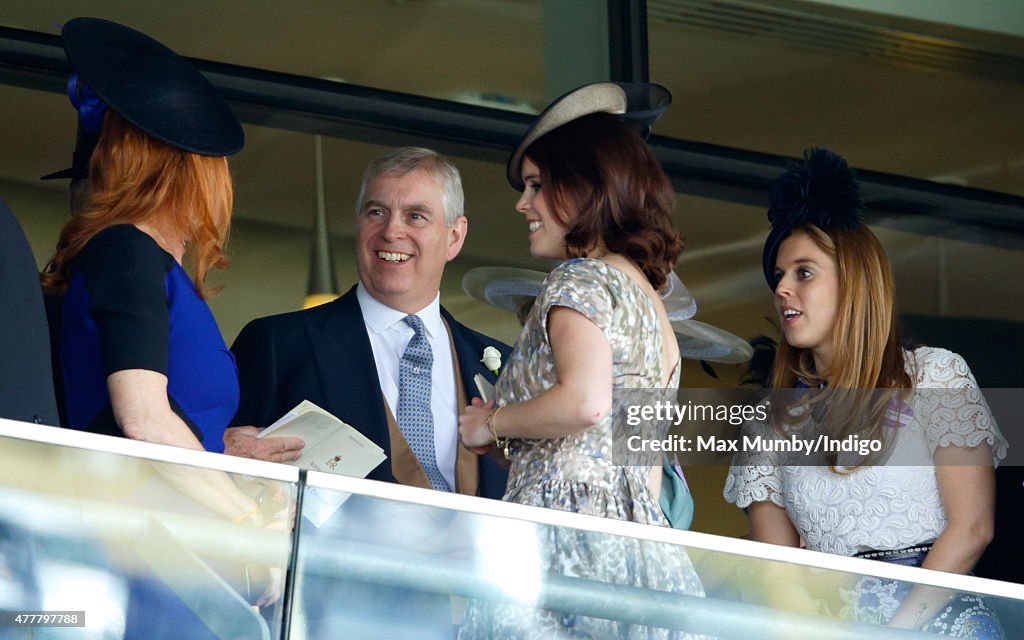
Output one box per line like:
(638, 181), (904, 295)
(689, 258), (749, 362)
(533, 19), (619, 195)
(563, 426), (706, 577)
(56, 17), (243, 162)
(507, 82), (671, 190)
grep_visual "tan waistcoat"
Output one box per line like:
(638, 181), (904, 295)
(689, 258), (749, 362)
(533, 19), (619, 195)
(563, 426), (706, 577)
(381, 319), (479, 496)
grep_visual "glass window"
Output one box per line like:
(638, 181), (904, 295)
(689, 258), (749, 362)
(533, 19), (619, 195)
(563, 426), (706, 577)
(648, 4), (1024, 196)
(2, 2), (545, 111)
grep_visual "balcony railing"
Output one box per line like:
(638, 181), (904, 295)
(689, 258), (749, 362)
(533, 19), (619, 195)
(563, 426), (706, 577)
(0, 417), (1019, 639)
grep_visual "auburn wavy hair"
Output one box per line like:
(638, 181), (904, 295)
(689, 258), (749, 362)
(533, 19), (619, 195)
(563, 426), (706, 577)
(523, 113), (683, 289)
(42, 110), (233, 299)
(770, 224), (912, 469)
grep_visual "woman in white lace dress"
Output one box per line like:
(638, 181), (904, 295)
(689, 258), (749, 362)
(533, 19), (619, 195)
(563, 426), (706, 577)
(458, 83), (707, 639)
(724, 149), (1007, 638)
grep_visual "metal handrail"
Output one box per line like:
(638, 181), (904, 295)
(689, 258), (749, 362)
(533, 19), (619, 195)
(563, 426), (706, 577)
(0, 485), (934, 640)
(300, 538), (937, 640)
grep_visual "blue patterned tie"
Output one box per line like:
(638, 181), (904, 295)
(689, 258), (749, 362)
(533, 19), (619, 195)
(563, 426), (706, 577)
(396, 315), (451, 491)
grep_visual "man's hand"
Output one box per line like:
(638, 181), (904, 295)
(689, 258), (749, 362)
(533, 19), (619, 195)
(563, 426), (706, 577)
(224, 426), (304, 463)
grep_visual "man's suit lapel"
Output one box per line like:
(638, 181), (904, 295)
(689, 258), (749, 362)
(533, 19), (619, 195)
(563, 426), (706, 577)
(300, 297), (506, 494)
(443, 306), (492, 393)
(305, 287), (393, 476)
(442, 306), (510, 500)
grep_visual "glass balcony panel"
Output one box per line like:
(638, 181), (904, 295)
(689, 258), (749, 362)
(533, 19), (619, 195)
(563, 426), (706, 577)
(2, 417), (1022, 639)
(296, 471), (1024, 639)
(0, 419), (298, 640)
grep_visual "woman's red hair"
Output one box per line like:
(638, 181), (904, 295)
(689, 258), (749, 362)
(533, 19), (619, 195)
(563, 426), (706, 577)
(42, 110), (233, 298)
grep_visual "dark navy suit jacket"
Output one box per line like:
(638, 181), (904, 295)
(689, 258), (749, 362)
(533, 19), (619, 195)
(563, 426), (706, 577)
(0, 199), (58, 426)
(231, 285), (510, 499)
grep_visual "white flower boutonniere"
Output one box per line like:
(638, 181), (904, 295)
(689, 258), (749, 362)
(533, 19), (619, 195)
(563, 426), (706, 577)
(481, 346), (502, 375)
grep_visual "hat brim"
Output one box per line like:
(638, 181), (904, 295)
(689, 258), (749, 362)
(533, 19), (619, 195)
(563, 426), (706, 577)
(661, 271), (697, 321)
(464, 266), (748, 363)
(61, 17), (243, 156)
(40, 167), (77, 181)
(462, 266), (546, 315)
(673, 319), (754, 364)
(762, 226), (790, 291)
(507, 82), (671, 190)
(463, 266), (697, 318)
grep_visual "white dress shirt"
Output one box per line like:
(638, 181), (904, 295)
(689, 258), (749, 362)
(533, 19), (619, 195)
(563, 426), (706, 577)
(357, 284), (458, 491)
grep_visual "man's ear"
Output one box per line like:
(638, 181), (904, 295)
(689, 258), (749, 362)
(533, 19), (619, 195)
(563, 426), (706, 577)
(446, 216), (468, 261)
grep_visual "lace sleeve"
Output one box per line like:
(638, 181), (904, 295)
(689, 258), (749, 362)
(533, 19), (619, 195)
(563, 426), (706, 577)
(912, 347), (1007, 466)
(723, 410), (786, 508)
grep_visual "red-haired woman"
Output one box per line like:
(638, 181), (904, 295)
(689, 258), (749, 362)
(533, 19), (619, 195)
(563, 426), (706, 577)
(725, 149), (1006, 638)
(41, 12), (292, 572)
(39, 18), (288, 634)
(43, 18), (245, 461)
(458, 83), (705, 639)
(41, 20), (288, 633)
(44, 107), (240, 453)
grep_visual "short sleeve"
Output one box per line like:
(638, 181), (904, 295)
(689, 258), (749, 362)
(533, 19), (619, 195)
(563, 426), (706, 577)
(537, 259), (615, 334)
(76, 225), (173, 376)
(912, 347), (1007, 466)
(723, 409), (786, 508)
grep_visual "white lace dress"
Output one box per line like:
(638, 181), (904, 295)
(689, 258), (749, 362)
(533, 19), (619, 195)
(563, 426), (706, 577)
(724, 347), (1007, 636)
(724, 347), (1005, 555)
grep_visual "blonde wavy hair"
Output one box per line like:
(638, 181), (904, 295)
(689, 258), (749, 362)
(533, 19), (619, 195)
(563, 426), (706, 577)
(42, 110), (233, 299)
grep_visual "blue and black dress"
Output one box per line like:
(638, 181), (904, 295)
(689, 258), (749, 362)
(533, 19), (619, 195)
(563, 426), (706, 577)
(56, 224), (238, 451)
(53, 224), (244, 640)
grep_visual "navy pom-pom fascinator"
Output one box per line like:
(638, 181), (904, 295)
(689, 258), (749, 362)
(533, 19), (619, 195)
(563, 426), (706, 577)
(762, 148), (863, 290)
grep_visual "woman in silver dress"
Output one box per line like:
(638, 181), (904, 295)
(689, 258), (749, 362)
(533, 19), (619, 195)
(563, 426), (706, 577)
(458, 82), (706, 639)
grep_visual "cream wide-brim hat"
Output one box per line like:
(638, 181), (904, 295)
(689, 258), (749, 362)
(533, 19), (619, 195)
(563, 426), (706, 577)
(507, 81), (672, 190)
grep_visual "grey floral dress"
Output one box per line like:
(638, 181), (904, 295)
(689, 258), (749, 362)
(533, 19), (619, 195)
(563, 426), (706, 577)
(459, 258), (706, 639)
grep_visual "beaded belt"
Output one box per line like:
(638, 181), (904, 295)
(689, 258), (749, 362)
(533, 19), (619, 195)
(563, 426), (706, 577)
(854, 544), (933, 567)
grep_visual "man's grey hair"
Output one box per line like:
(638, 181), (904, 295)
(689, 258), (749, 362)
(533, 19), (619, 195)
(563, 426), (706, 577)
(355, 147), (465, 227)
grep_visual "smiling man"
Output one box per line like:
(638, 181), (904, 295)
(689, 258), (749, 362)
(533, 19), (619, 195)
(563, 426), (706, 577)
(227, 147), (509, 500)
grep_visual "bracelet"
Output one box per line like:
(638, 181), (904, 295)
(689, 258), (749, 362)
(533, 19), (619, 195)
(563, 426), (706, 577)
(486, 405), (512, 457)
(232, 505), (260, 524)
(484, 405), (501, 441)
